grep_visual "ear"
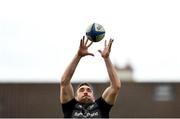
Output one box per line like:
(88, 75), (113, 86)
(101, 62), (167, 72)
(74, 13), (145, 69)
(75, 96), (78, 101)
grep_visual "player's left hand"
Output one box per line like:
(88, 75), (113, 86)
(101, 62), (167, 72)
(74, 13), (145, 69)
(98, 38), (113, 59)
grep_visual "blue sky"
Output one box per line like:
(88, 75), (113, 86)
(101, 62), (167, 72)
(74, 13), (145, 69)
(0, 0), (180, 83)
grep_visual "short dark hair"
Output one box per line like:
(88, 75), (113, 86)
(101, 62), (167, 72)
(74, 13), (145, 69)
(75, 83), (95, 97)
(76, 83), (93, 91)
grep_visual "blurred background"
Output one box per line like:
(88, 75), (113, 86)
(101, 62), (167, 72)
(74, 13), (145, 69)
(0, 0), (180, 118)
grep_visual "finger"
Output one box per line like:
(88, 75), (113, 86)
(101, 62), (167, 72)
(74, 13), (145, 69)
(108, 38), (113, 46)
(87, 53), (94, 56)
(82, 36), (85, 45)
(108, 39), (114, 50)
(87, 41), (93, 48)
(98, 50), (102, 54)
(80, 39), (83, 47)
(104, 40), (107, 47)
(85, 38), (88, 45)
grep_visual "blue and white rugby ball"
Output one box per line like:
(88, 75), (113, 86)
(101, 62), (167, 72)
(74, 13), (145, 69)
(86, 23), (105, 42)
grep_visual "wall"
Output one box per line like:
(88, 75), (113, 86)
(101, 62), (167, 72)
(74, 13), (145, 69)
(0, 82), (180, 118)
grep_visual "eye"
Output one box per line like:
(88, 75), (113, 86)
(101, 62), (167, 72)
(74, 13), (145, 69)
(87, 88), (92, 92)
(79, 88), (84, 92)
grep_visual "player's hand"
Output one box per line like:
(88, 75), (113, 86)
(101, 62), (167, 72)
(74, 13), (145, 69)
(77, 36), (94, 57)
(98, 39), (113, 59)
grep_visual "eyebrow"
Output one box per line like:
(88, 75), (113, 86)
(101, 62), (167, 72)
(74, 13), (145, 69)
(79, 87), (92, 91)
(79, 87), (84, 90)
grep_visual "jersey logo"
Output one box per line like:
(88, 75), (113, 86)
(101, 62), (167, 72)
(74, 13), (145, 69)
(72, 103), (101, 118)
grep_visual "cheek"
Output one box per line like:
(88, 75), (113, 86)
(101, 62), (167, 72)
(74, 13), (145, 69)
(89, 93), (94, 98)
(77, 92), (83, 97)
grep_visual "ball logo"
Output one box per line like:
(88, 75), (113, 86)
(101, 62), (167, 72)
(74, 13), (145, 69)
(97, 25), (102, 31)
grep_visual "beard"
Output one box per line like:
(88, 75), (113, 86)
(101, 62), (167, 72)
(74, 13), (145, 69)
(79, 96), (94, 104)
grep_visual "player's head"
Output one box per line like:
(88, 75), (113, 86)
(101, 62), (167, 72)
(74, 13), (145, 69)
(75, 83), (95, 104)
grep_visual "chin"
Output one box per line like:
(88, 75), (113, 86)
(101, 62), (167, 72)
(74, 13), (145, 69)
(80, 98), (93, 104)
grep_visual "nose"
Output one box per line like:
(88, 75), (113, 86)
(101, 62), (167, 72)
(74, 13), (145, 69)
(84, 92), (88, 96)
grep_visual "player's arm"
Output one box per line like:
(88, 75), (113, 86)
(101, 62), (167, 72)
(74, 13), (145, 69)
(60, 36), (94, 104)
(98, 39), (121, 105)
(60, 54), (81, 104)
